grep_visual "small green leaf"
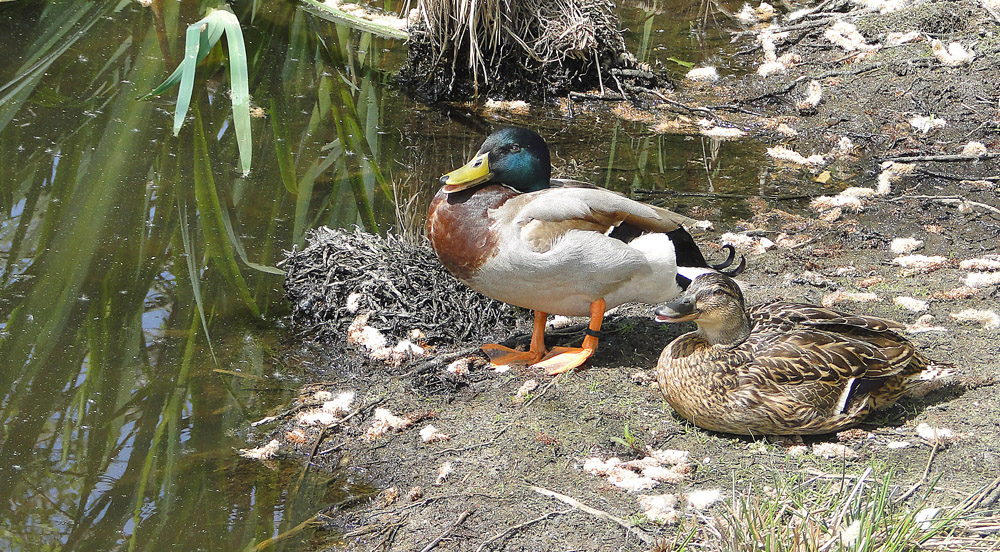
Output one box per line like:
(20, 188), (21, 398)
(666, 57), (695, 69)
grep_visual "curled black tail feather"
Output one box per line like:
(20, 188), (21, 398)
(711, 244), (746, 276)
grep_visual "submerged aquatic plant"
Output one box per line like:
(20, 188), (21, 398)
(142, 6), (252, 175)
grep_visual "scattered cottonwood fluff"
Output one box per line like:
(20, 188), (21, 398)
(961, 141), (988, 156)
(950, 309), (1000, 330)
(364, 407), (413, 440)
(876, 161), (915, 195)
(821, 291), (878, 308)
(419, 424), (451, 443)
(686, 66), (719, 82)
(239, 439), (281, 460)
(296, 391), (356, 426)
(812, 442), (858, 459)
(637, 494), (679, 524)
(931, 39), (975, 66)
(909, 115), (947, 134)
(894, 296), (928, 312)
(435, 461), (453, 485)
(892, 254), (948, 273)
(768, 145), (826, 166)
(962, 272), (1000, 288)
(513, 379), (539, 403)
(796, 80), (822, 112)
(916, 423), (958, 445)
(824, 21), (879, 52)
(583, 449), (691, 492)
(686, 489), (723, 510)
(890, 237), (923, 254)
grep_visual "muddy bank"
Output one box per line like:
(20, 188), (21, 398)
(248, 1), (1000, 550)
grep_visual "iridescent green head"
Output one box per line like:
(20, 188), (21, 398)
(439, 127), (551, 194)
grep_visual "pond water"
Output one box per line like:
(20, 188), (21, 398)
(0, 0), (774, 549)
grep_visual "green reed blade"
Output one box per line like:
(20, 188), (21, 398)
(191, 106), (261, 317)
(140, 14), (224, 101)
(219, 9), (252, 175)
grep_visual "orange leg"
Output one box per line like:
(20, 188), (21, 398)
(481, 310), (548, 367)
(532, 298), (606, 375)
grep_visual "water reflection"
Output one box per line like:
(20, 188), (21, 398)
(0, 0), (767, 549)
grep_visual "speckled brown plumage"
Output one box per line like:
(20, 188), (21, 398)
(655, 273), (953, 436)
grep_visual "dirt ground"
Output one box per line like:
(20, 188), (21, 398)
(253, 1), (1000, 550)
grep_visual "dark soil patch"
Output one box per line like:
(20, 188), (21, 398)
(256, 1), (1000, 550)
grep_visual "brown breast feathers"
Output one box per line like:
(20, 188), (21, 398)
(426, 184), (516, 281)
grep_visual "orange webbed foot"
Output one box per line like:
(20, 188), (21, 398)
(481, 343), (544, 368)
(532, 346), (595, 375)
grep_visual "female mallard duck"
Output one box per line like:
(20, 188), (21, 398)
(427, 127), (742, 375)
(653, 271), (954, 435)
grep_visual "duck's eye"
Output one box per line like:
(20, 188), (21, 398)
(509, 143), (521, 153)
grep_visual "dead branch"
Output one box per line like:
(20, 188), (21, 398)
(437, 422), (514, 454)
(896, 442), (939, 503)
(530, 485), (654, 545)
(474, 508), (575, 552)
(523, 374), (561, 407)
(887, 195), (1000, 217)
(881, 153), (1000, 163)
(419, 508), (475, 552)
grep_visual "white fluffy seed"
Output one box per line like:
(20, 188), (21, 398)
(931, 39), (975, 66)
(894, 296), (928, 312)
(950, 309), (1000, 330)
(963, 272), (1000, 288)
(909, 115), (947, 134)
(915, 423), (958, 445)
(686, 66), (719, 82)
(890, 237), (924, 254)
(238, 439), (281, 460)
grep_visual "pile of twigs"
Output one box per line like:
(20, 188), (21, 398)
(401, 0), (654, 100)
(282, 227), (527, 346)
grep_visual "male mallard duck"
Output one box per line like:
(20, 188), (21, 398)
(427, 127), (742, 375)
(653, 272), (954, 435)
